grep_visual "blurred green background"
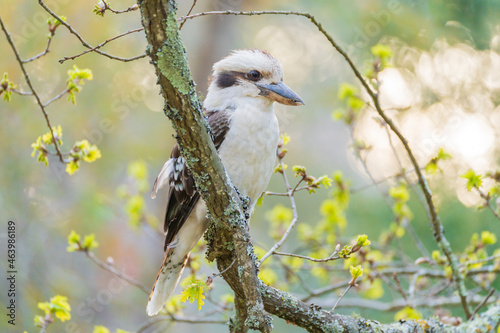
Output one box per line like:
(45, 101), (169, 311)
(1, 0), (500, 332)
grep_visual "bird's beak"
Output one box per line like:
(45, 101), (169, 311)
(256, 82), (304, 106)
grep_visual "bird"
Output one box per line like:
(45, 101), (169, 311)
(147, 49), (304, 316)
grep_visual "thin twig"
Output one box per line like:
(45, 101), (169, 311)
(273, 250), (340, 263)
(212, 257), (237, 278)
(38, 0), (146, 62)
(136, 314), (226, 333)
(265, 186), (309, 196)
(259, 156), (301, 264)
(427, 280), (452, 298)
(330, 284), (353, 313)
(470, 288), (496, 318)
(318, 293), (497, 312)
(302, 264), (498, 303)
(84, 251), (150, 294)
(279, 260), (315, 295)
(381, 122), (430, 257)
(39, 320), (51, 333)
(101, 0), (139, 14)
(11, 89), (33, 96)
(405, 223), (431, 258)
(179, 0), (198, 30)
(264, 191), (290, 197)
(43, 88), (69, 107)
(349, 126), (393, 210)
(0, 15), (65, 163)
(476, 188), (500, 221)
(23, 36), (52, 63)
(392, 274), (409, 304)
(465, 253), (500, 267)
(350, 168), (422, 193)
(408, 271), (421, 308)
(301, 281), (351, 302)
(59, 28), (145, 64)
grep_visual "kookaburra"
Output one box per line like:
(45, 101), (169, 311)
(147, 49), (304, 316)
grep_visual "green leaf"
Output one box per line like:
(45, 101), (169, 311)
(82, 234), (99, 251)
(179, 278), (207, 311)
(350, 265), (363, 279)
(259, 267), (278, 285)
(292, 165), (306, 177)
(347, 96), (364, 110)
(371, 44), (392, 59)
(273, 163), (287, 174)
(389, 183), (410, 202)
(265, 204), (293, 224)
(481, 231), (497, 245)
(331, 109), (345, 121)
(461, 169), (483, 191)
(318, 175), (333, 188)
(127, 160), (148, 180)
(67, 230), (81, 252)
(437, 148), (452, 160)
(256, 195), (264, 207)
(394, 306), (422, 321)
(36, 295), (71, 323)
(66, 65), (93, 104)
(93, 326), (110, 333)
(338, 83), (358, 101)
(66, 160), (80, 175)
(165, 297), (185, 314)
(360, 279), (384, 299)
(425, 161), (439, 175)
(356, 234), (371, 247)
(279, 133), (291, 146)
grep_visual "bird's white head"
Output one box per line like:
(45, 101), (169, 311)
(203, 49), (304, 111)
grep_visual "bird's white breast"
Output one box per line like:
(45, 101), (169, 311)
(218, 101), (279, 210)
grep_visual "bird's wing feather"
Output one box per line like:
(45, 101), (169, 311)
(153, 109), (232, 251)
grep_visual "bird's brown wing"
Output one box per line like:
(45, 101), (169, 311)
(159, 109), (232, 251)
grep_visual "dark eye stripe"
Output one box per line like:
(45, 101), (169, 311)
(216, 72), (239, 88)
(214, 70), (265, 89)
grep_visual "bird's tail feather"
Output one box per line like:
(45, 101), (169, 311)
(146, 249), (189, 316)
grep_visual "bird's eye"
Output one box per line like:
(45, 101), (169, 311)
(247, 70), (261, 81)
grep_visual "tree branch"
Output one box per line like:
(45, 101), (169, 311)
(136, 314), (226, 333)
(0, 15), (65, 163)
(100, 0), (139, 15)
(59, 28), (145, 64)
(476, 188), (500, 221)
(84, 250), (150, 294)
(38, 0), (146, 62)
(23, 35), (52, 63)
(259, 156), (300, 264)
